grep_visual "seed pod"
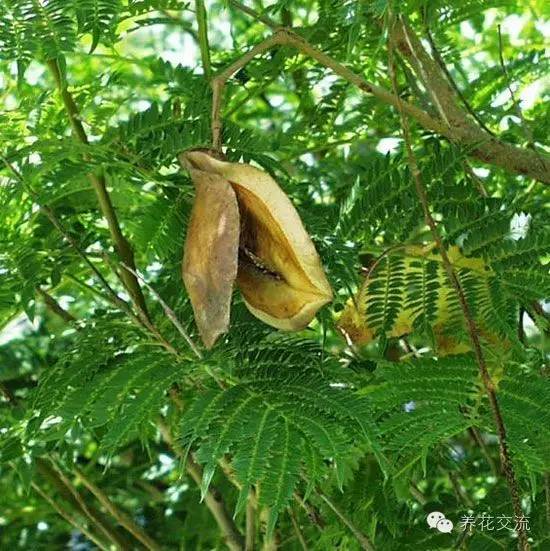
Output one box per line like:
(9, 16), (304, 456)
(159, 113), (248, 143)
(181, 158), (240, 349)
(180, 150), (332, 346)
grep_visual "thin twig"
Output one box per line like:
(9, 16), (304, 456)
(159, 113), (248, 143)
(120, 263), (203, 359)
(246, 488), (256, 550)
(1, 157), (141, 326)
(7, 393), (120, 549)
(468, 426), (499, 477)
(158, 420), (245, 551)
(0, 382), (16, 403)
(409, 482), (427, 505)
(497, 25), (536, 148)
(446, 468), (474, 508)
(36, 288), (76, 323)
(36, 459), (129, 549)
(260, 508), (278, 550)
(46, 58), (150, 318)
(317, 491), (374, 551)
(292, 493), (325, 530)
(65, 272), (117, 303)
(392, 19), (463, 127)
(228, 0), (279, 29)
(462, 161), (488, 197)
(288, 508), (308, 551)
(3, 156), (182, 360)
(423, 25), (494, 135)
(219, 458), (326, 536)
(32, 482), (110, 551)
(159, 9), (199, 41)
(195, 0), (212, 80)
(387, 15), (529, 551)
(74, 466), (161, 551)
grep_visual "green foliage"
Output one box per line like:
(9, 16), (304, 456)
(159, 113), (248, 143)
(368, 355), (479, 471)
(6, 318), (180, 461)
(0, 0), (548, 549)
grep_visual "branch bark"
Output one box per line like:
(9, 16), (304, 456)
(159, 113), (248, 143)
(391, 19), (550, 184)
(210, 27), (549, 183)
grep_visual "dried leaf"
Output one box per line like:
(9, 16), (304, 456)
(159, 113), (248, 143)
(338, 245), (507, 356)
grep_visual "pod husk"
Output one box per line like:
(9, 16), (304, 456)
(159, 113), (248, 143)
(180, 150), (332, 346)
(181, 160), (240, 349)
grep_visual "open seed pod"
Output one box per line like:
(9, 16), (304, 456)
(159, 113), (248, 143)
(180, 150), (332, 347)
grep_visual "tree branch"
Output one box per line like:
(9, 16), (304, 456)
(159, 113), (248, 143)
(31, 482), (110, 551)
(387, 17), (529, 551)
(391, 18), (548, 182)
(5, 372), (132, 550)
(158, 420), (245, 551)
(36, 459), (130, 549)
(36, 288), (76, 323)
(210, 28), (549, 183)
(46, 58), (150, 317)
(391, 19), (467, 127)
(74, 466), (162, 551)
(423, 25), (495, 136)
(4, 155), (185, 362)
(2, 156), (141, 325)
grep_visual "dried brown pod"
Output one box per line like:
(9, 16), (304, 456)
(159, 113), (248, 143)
(180, 158), (240, 349)
(180, 150), (332, 347)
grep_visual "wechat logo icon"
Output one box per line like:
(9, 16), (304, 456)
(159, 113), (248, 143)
(427, 511), (454, 533)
